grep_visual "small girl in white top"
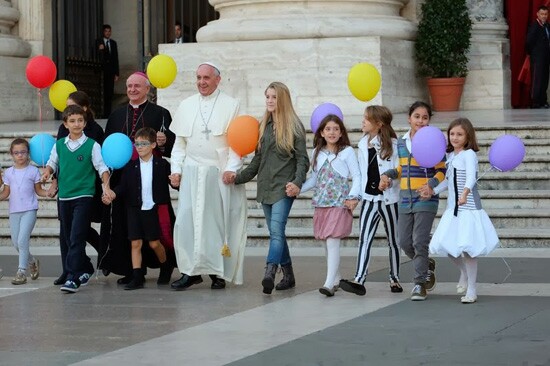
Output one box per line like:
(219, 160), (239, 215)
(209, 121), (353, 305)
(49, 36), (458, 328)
(430, 118), (499, 303)
(0, 138), (48, 285)
(301, 114), (361, 297)
(339, 105), (401, 295)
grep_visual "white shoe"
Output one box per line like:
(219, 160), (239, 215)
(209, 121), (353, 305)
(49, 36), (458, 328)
(456, 284), (467, 295)
(461, 295), (477, 304)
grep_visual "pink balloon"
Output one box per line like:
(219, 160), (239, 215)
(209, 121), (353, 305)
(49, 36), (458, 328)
(488, 135), (525, 172)
(411, 126), (446, 168)
(310, 103), (343, 133)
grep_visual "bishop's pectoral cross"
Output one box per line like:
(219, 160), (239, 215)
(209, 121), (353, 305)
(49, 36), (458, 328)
(202, 125), (212, 140)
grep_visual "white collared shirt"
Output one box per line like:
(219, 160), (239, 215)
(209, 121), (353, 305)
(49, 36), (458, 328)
(46, 133), (109, 177)
(140, 157), (155, 210)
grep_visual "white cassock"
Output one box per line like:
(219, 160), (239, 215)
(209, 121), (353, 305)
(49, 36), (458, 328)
(170, 90), (247, 284)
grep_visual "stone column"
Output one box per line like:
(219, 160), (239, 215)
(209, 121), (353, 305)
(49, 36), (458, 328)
(0, 0), (36, 122)
(159, 0), (424, 126)
(462, 0), (510, 109)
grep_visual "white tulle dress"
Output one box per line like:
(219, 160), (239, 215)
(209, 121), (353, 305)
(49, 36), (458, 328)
(430, 149), (499, 258)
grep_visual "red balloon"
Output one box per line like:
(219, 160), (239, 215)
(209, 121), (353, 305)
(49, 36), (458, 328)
(26, 56), (57, 89)
(227, 115), (260, 156)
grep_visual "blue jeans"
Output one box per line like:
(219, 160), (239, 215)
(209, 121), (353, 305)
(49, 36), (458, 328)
(262, 197), (294, 266)
(59, 197), (93, 283)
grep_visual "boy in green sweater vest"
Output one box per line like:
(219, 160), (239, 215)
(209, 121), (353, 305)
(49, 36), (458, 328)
(42, 105), (114, 293)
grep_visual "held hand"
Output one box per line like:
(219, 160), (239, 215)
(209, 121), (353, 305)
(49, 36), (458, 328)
(378, 175), (391, 191)
(285, 182), (300, 197)
(222, 171), (236, 185)
(169, 174), (181, 188)
(102, 194), (113, 205)
(41, 170), (51, 183)
(344, 199), (359, 211)
(156, 131), (167, 147)
(416, 184), (433, 201)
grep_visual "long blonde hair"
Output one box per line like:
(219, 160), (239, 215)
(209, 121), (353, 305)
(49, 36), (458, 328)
(258, 82), (305, 156)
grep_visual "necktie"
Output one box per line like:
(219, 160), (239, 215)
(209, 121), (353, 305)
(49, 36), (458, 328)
(106, 40), (110, 53)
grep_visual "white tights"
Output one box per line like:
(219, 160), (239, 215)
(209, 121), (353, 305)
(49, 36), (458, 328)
(323, 238), (341, 289)
(449, 253), (478, 298)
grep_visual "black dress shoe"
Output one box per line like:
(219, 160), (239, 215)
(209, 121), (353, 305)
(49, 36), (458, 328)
(124, 277), (144, 290)
(54, 274), (67, 285)
(170, 274), (203, 290)
(339, 279), (366, 296)
(117, 275), (133, 285)
(211, 278), (226, 290)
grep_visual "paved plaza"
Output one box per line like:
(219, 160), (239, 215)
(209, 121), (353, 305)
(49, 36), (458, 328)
(0, 248), (549, 366)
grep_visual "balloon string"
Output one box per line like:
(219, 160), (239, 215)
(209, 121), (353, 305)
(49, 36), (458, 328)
(476, 166), (496, 183)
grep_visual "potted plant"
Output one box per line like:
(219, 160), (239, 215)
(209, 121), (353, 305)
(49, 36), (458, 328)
(414, 0), (472, 111)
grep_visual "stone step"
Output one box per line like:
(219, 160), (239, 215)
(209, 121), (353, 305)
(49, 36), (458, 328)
(244, 208), (550, 230)
(243, 190), (550, 210)
(1, 226), (548, 248)
(244, 227), (550, 248)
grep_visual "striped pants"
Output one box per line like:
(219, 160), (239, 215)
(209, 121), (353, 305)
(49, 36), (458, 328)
(354, 200), (399, 284)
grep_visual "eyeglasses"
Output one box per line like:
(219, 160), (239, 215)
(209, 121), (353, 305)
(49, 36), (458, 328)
(134, 142), (151, 148)
(12, 150), (29, 156)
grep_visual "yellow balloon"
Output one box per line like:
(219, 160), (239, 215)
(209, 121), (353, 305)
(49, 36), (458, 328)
(347, 63), (381, 102)
(49, 80), (77, 112)
(147, 54), (177, 89)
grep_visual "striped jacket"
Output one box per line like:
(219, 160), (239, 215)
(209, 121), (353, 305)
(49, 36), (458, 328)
(384, 134), (446, 213)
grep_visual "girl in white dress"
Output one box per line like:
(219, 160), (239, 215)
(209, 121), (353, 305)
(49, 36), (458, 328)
(430, 118), (499, 303)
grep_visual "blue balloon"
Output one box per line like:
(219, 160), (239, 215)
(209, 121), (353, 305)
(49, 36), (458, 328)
(101, 133), (133, 169)
(29, 133), (55, 165)
(310, 103), (344, 133)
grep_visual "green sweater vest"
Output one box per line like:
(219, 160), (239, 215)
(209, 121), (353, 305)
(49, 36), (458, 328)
(57, 137), (97, 199)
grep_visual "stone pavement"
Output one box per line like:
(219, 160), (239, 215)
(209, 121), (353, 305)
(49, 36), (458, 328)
(0, 248), (549, 366)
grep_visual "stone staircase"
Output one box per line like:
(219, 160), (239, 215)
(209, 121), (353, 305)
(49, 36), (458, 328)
(1, 124), (549, 249)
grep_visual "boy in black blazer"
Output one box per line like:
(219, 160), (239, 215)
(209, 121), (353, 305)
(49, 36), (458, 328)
(103, 127), (176, 290)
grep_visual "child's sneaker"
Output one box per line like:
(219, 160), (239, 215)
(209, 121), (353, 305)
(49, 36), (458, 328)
(410, 284), (427, 301)
(11, 271), (27, 285)
(29, 259), (40, 280)
(79, 273), (92, 286)
(60, 280), (79, 293)
(425, 258), (436, 292)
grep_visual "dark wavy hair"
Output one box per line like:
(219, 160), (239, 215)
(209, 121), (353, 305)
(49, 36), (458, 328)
(311, 114), (351, 171)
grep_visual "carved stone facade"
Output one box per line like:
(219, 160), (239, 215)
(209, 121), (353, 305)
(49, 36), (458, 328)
(0, 0), (512, 123)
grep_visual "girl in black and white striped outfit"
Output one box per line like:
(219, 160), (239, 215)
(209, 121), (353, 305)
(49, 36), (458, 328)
(340, 105), (401, 295)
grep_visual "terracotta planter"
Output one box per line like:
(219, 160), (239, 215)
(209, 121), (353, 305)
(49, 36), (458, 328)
(426, 77), (466, 112)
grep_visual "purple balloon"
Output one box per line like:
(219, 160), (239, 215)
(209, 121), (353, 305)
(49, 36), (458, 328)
(310, 103), (344, 132)
(411, 126), (446, 168)
(488, 135), (525, 172)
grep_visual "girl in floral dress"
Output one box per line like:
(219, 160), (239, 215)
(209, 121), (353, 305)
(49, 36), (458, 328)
(301, 114), (361, 297)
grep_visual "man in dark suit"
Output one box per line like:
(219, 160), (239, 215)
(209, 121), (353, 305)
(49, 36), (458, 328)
(96, 24), (119, 117)
(171, 21), (184, 44)
(526, 6), (550, 109)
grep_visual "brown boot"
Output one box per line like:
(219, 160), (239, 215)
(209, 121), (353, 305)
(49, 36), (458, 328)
(275, 264), (295, 291)
(261, 263), (278, 294)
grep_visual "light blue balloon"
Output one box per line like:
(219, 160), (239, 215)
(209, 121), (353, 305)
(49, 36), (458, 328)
(29, 133), (55, 165)
(101, 133), (133, 169)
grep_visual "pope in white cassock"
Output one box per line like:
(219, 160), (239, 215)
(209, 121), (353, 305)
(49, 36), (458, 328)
(169, 62), (247, 290)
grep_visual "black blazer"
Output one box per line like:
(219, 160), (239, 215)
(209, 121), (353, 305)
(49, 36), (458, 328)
(95, 37), (120, 77)
(526, 20), (550, 61)
(114, 156), (173, 208)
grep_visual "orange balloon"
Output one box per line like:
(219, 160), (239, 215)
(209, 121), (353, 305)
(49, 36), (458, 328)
(227, 115), (260, 156)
